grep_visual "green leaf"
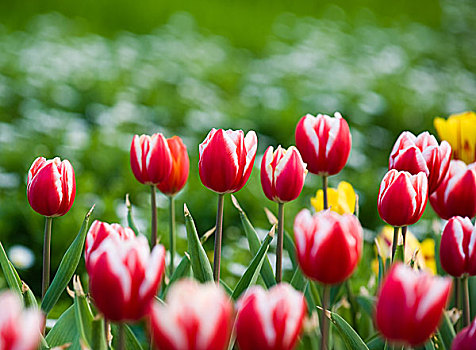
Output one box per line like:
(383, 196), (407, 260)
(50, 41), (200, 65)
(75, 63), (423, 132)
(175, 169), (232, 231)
(184, 204), (214, 283)
(111, 324), (143, 350)
(220, 279), (233, 295)
(45, 305), (81, 350)
(21, 281), (38, 309)
(290, 267), (306, 291)
(91, 318), (108, 350)
(323, 308), (370, 350)
(160, 253), (191, 298)
(0, 241), (22, 296)
(394, 244), (404, 263)
(356, 295), (375, 318)
(424, 339), (436, 350)
(231, 195), (276, 288)
(438, 311), (455, 350)
(126, 194), (140, 236)
(377, 254), (384, 287)
(231, 226), (275, 300)
(365, 334), (385, 350)
(73, 276), (94, 348)
(41, 205), (94, 314)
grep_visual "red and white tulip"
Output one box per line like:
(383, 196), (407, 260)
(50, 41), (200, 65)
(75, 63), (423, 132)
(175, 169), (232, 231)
(452, 317), (476, 350)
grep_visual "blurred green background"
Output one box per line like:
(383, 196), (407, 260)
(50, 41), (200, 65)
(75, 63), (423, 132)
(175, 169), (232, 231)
(0, 0), (475, 302)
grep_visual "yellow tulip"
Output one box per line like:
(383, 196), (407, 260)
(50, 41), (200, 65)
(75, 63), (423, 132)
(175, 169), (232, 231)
(434, 111), (476, 164)
(311, 181), (356, 214)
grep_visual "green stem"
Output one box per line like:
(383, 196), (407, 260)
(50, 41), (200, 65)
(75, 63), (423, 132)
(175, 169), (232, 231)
(455, 277), (462, 331)
(322, 175), (328, 210)
(42, 216), (53, 298)
(118, 323), (125, 350)
(391, 226), (399, 262)
(463, 276), (471, 327)
(213, 194), (225, 282)
(169, 196), (176, 274)
(150, 185), (158, 247)
(276, 202), (285, 283)
(320, 285), (330, 350)
(401, 226), (407, 262)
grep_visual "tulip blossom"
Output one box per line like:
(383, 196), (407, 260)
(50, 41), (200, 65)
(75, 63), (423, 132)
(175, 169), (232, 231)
(149, 279), (233, 350)
(434, 111), (476, 164)
(430, 160), (476, 220)
(0, 291), (44, 350)
(27, 156), (76, 217)
(311, 181), (356, 215)
(452, 317), (476, 350)
(295, 112), (351, 176)
(157, 136), (189, 196)
(84, 220), (135, 271)
(439, 216), (476, 277)
(375, 263), (451, 346)
(199, 128), (257, 194)
(294, 209), (363, 285)
(130, 133), (173, 185)
(87, 233), (166, 322)
(260, 145), (307, 203)
(377, 170), (428, 227)
(389, 131), (451, 193)
(235, 283), (306, 350)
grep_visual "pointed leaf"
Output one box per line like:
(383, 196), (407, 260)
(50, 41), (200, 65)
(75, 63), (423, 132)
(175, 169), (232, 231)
(438, 311), (455, 350)
(160, 254), (191, 298)
(45, 305), (80, 350)
(126, 194), (140, 236)
(111, 324), (143, 350)
(356, 295), (375, 318)
(322, 308), (370, 350)
(73, 276), (94, 348)
(394, 244), (404, 263)
(0, 241), (22, 296)
(290, 267), (306, 291)
(91, 318), (108, 350)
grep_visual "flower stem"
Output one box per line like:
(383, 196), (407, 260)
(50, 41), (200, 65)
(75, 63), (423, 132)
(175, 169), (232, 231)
(391, 226), (399, 262)
(401, 226), (407, 260)
(455, 277), (462, 331)
(213, 193), (225, 282)
(169, 196), (176, 274)
(320, 284), (331, 350)
(276, 202), (285, 283)
(150, 185), (157, 247)
(118, 323), (125, 350)
(322, 175), (328, 210)
(42, 216), (53, 298)
(462, 276), (471, 327)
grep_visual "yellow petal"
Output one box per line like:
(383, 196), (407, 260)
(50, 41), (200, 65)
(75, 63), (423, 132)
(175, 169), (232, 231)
(337, 181), (356, 214)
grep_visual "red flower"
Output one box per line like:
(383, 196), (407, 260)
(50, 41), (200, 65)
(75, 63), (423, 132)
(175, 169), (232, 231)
(27, 157), (76, 217)
(295, 113), (351, 176)
(430, 160), (476, 220)
(439, 216), (476, 277)
(452, 317), (476, 350)
(294, 209), (363, 285)
(130, 133), (173, 185)
(389, 131), (451, 193)
(149, 279), (233, 350)
(375, 263), (451, 347)
(84, 220), (135, 272)
(261, 146), (307, 203)
(235, 283), (306, 350)
(377, 170), (428, 227)
(0, 291), (44, 350)
(87, 233), (165, 322)
(199, 128), (257, 194)
(157, 136), (189, 196)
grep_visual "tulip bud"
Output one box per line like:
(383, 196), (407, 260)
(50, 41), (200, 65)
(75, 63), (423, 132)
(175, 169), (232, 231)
(0, 291), (44, 350)
(260, 145), (307, 203)
(27, 156), (76, 217)
(377, 170), (428, 227)
(157, 136), (189, 196)
(439, 216), (476, 277)
(87, 233), (166, 322)
(294, 209), (363, 284)
(149, 279), (233, 350)
(389, 131), (451, 193)
(199, 128), (257, 194)
(235, 283), (306, 350)
(295, 112), (351, 176)
(452, 317), (476, 350)
(429, 160), (476, 220)
(375, 263), (451, 347)
(130, 133), (173, 185)
(84, 220), (135, 271)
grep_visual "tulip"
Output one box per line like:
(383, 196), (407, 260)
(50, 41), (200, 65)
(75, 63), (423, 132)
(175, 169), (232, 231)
(235, 283), (306, 350)
(84, 220), (135, 271)
(0, 291), (44, 350)
(199, 128), (257, 282)
(452, 317), (476, 350)
(156, 136), (189, 274)
(87, 233), (166, 322)
(294, 209), (363, 350)
(27, 156), (76, 297)
(389, 131), (451, 193)
(295, 112), (352, 176)
(311, 181), (356, 215)
(130, 133), (173, 247)
(434, 111), (476, 164)
(149, 279), (233, 350)
(375, 263), (451, 347)
(260, 145), (306, 282)
(430, 160), (476, 220)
